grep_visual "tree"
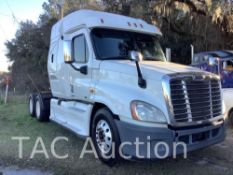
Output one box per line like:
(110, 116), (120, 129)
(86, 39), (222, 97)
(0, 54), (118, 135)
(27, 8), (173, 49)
(102, 0), (233, 64)
(5, 0), (233, 93)
(5, 0), (103, 93)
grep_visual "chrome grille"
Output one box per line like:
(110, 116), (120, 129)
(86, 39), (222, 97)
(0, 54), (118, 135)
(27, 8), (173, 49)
(170, 75), (222, 123)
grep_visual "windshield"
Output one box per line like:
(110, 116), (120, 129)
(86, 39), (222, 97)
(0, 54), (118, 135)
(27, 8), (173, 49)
(91, 28), (166, 61)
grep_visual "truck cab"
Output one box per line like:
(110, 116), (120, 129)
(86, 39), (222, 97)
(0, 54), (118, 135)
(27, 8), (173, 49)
(192, 51), (233, 125)
(29, 10), (226, 165)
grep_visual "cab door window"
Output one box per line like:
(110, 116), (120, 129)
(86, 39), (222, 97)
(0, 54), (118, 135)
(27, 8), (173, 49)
(73, 35), (89, 63)
(223, 60), (233, 71)
(193, 54), (208, 65)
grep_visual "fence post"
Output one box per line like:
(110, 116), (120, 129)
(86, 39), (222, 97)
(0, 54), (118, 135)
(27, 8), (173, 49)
(166, 48), (171, 62)
(4, 84), (9, 104)
(0, 89), (2, 103)
(191, 44), (194, 63)
(4, 76), (10, 104)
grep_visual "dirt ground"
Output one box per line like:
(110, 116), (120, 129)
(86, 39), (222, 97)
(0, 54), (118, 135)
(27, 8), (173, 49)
(0, 95), (233, 175)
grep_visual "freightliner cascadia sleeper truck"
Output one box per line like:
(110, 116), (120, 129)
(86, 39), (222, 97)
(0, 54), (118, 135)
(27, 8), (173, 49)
(28, 10), (226, 165)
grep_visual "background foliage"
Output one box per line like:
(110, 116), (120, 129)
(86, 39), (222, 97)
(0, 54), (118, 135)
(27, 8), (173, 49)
(5, 0), (233, 93)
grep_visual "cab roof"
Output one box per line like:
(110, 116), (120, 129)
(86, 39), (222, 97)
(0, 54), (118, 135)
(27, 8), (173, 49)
(51, 9), (162, 40)
(195, 50), (233, 59)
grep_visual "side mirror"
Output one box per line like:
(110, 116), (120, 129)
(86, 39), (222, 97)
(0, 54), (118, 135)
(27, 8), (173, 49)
(129, 51), (143, 62)
(208, 57), (218, 66)
(64, 41), (73, 63)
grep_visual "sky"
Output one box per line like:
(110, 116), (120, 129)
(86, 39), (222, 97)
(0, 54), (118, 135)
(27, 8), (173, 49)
(0, 0), (45, 72)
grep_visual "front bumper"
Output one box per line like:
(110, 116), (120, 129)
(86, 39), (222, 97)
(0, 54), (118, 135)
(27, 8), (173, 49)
(115, 119), (226, 159)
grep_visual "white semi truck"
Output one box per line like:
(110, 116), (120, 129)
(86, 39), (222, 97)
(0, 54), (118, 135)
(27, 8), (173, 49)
(29, 10), (226, 164)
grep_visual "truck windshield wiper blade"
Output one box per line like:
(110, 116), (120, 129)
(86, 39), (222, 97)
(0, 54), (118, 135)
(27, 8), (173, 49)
(143, 57), (162, 61)
(101, 56), (131, 60)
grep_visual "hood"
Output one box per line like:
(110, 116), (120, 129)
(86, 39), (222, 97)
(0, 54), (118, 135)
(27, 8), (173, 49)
(100, 60), (204, 80)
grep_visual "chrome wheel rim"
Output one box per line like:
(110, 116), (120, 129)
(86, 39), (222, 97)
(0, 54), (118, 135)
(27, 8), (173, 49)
(36, 100), (40, 119)
(95, 119), (112, 154)
(29, 98), (33, 114)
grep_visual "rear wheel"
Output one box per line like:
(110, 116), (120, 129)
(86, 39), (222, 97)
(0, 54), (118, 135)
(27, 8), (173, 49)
(35, 95), (50, 122)
(91, 108), (121, 166)
(28, 94), (36, 117)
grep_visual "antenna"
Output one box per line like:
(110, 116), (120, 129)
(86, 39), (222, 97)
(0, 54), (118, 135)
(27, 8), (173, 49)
(4, 0), (20, 24)
(191, 44), (194, 63)
(57, 0), (65, 19)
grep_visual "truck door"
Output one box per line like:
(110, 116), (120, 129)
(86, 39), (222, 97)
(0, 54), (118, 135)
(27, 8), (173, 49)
(221, 59), (233, 88)
(69, 29), (92, 102)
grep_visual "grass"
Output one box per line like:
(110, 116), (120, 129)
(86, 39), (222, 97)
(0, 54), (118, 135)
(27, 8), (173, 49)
(0, 95), (233, 175)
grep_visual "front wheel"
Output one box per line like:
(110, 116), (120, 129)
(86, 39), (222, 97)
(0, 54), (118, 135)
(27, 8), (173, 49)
(228, 111), (233, 127)
(91, 108), (121, 166)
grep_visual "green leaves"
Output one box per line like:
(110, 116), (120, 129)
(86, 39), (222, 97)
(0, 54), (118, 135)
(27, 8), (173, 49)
(5, 19), (55, 92)
(5, 0), (233, 93)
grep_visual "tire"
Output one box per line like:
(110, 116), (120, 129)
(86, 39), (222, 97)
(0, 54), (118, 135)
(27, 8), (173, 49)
(91, 108), (121, 166)
(35, 95), (50, 122)
(228, 111), (233, 127)
(29, 93), (36, 117)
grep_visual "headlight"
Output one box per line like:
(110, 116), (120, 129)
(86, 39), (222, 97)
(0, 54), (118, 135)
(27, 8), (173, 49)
(130, 101), (167, 123)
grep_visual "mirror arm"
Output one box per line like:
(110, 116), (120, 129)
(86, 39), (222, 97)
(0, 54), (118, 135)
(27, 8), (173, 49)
(135, 61), (147, 89)
(70, 64), (88, 75)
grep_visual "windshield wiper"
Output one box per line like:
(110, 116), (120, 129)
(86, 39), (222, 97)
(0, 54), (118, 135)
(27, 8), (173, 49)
(101, 56), (131, 60)
(143, 57), (162, 61)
